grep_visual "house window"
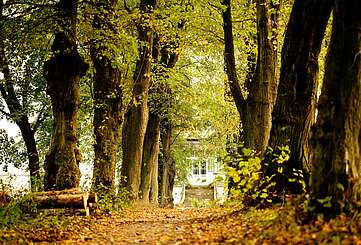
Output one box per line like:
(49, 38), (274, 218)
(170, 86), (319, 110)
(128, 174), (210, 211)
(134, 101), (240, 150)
(200, 161), (206, 175)
(193, 162), (199, 175)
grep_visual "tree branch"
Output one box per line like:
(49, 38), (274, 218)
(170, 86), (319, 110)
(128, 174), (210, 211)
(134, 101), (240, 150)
(31, 105), (49, 133)
(0, 107), (10, 117)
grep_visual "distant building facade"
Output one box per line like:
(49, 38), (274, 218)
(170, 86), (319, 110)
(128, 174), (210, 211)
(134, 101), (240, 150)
(173, 155), (226, 205)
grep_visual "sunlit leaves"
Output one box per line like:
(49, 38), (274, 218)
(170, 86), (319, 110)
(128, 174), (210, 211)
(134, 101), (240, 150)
(0, 129), (27, 171)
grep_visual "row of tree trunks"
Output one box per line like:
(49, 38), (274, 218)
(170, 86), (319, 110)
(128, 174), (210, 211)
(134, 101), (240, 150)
(121, 0), (158, 199)
(268, 0), (333, 187)
(310, 0), (361, 215)
(139, 33), (179, 204)
(139, 113), (161, 204)
(91, 0), (123, 194)
(0, 0), (40, 191)
(158, 117), (176, 207)
(139, 34), (162, 205)
(43, 0), (87, 190)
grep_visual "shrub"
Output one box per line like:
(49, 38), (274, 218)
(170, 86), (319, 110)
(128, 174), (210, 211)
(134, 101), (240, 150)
(223, 146), (306, 208)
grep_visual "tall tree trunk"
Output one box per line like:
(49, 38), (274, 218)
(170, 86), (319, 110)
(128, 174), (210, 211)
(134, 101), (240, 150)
(268, 0), (333, 185)
(43, 0), (87, 190)
(121, 0), (157, 199)
(158, 117), (175, 207)
(221, 0), (245, 116)
(0, 0), (40, 191)
(243, 0), (280, 153)
(149, 153), (159, 205)
(221, 0), (280, 154)
(310, 0), (361, 215)
(139, 34), (161, 204)
(91, 1), (123, 194)
(139, 33), (179, 204)
(139, 113), (161, 203)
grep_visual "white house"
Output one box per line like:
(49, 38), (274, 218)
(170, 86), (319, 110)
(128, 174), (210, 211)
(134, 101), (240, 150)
(187, 156), (219, 186)
(173, 155), (226, 205)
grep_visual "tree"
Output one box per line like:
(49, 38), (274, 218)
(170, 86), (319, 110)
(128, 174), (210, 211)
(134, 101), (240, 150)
(0, 0), (44, 191)
(139, 35), (163, 204)
(43, 0), (87, 190)
(222, 0), (280, 154)
(90, 0), (123, 194)
(121, 0), (157, 199)
(267, 0), (333, 191)
(146, 39), (179, 206)
(158, 116), (175, 207)
(310, 0), (361, 215)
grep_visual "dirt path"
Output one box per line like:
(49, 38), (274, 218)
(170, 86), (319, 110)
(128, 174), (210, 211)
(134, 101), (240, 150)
(66, 207), (240, 244)
(2, 205), (361, 244)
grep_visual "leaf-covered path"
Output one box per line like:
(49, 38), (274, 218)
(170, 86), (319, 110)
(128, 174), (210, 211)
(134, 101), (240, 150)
(2, 205), (361, 244)
(71, 207), (239, 244)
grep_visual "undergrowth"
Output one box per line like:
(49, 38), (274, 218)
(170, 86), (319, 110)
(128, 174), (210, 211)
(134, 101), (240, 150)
(223, 145), (307, 208)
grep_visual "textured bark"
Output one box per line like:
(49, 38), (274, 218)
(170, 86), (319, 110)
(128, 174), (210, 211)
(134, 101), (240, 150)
(91, 0), (123, 194)
(140, 37), (178, 205)
(268, 0), (333, 179)
(149, 154), (159, 205)
(139, 114), (161, 203)
(222, 0), (279, 154)
(43, 0), (87, 190)
(243, 0), (280, 153)
(121, 0), (157, 199)
(158, 118), (175, 207)
(0, 0), (40, 191)
(310, 0), (361, 215)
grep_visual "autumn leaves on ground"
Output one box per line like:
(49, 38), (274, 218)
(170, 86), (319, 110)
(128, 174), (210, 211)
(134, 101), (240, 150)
(2, 202), (361, 244)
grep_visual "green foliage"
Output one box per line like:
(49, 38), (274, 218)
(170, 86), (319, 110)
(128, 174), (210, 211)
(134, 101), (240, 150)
(93, 185), (130, 214)
(224, 146), (306, 208)
(0, 129), (27, 171)
(223, 147), (265, 206)
(263, 146), (306, 195)
(0, 194), (38, 228)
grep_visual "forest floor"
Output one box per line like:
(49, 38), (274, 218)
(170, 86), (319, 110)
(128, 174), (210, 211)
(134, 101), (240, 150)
(1, 203), (361, 244)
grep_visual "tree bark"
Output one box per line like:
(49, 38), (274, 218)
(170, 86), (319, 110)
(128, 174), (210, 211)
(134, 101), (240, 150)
(149, 153), (159, 205)
(221, 0), (245, 117)
(310, 0), (361, 215)
(268, 0), (333, 181)
(158, 117), (175, 207)
(221, 0), (280, 154)
(0, 0), (40, 191)
(43, 0), (87, 190)
(91, 0), (123, 194)
(243, 0), (280, 153)
(121, 0), (157, 199)
(139, 33), (179, 204)
(139, 113), (161, 203)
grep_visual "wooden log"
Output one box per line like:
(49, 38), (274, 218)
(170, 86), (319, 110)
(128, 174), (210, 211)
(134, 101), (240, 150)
(33, 188), (84, 196)
(31, 189), (98, 216)
(33, 189), (97, 204)
(32, 193), (89, 209)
